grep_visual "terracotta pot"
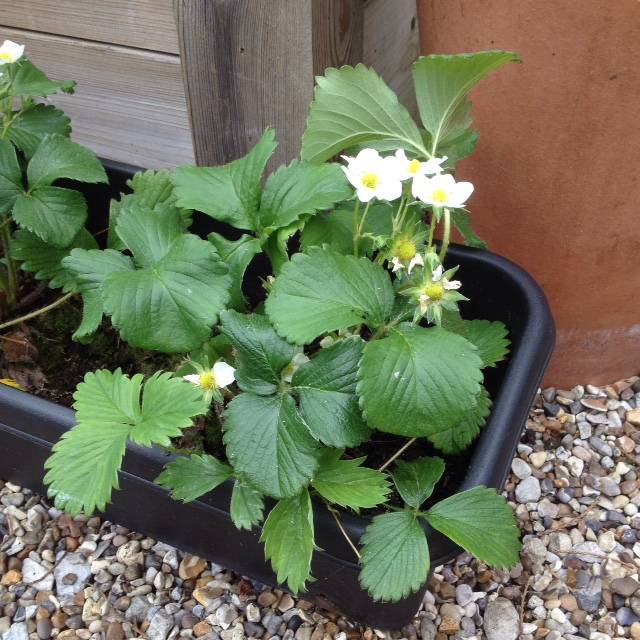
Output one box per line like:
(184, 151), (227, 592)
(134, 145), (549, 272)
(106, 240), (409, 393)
(417, 0), (640, 386)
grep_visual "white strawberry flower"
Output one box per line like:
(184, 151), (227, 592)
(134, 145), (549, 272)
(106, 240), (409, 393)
(412, 172), (474, 209)
(0, 40), (25, 65)
(393, 149), (448, 181)
(184, 361), (235, 401)
(341, 148), (402, 202)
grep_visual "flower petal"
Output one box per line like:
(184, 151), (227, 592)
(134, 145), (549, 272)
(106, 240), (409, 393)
(213, 361), (236, 388)
(391, 257), (404, 272)
(449, 181), (474, 208)
(183, 374), (201, 386)
(444, 279), (462, 290)
(432, 265), (444, 281)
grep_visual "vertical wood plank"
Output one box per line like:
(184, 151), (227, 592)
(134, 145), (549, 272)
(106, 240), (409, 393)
(311, 0), (364, 75)
(174, 0), (363, 168)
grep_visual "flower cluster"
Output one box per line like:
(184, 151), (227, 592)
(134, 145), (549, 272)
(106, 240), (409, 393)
(341, 148), (473, 209)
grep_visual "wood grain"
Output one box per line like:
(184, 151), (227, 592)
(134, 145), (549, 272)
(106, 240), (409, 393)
(0, 0), (179, 53)
(363, 0), (419, 116)
(175, 0), (365, 168)
(1, 28), (194, 168)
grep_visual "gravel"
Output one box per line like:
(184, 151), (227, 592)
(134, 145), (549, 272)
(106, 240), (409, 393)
(1, 375), (639, 639)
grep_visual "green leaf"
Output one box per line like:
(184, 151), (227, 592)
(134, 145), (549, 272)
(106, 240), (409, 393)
(464, 320), (510, 368)
(424, 486), (521, 568)
(44, 369), (205, 515)
(359, 511), (429, 602)
(266, 247), (394, 344)
(429, 386), (492, 454)
(292, 337), (370, 447)
(8, 104), (71, 158)
(438, 129), (479, 165)
(128, 170), (176, 208)
(156, 454), (232, 502)
(357, 324), (484, 440)
(0, 139), (24, 214)
(301, 64), (427, 163)
(220, 310), (294, 396)
(301, 203), (393, 256)
(27, 134), (107, 189)
(224, 392), (321, 499)
(13, 187), (87, 247)
(63, 248), (134, 339)
(230, 480), (265, 531)
(263, 217), (305, 274)
(172, 129), (277, 231)
(391, 457), (445, 508)
(208, 233), (261, 310)
(258, 161), (351, 231)
(450, 208), (487, 249)
(413, 51), (519, 150)
(260, 489), (315, 593)
(12, 59), (75, 97)
(115, 200), (184, 266)
(104, 235), (229, 352)
(12, 228), (97, 291)
(312, 450), (390, 510)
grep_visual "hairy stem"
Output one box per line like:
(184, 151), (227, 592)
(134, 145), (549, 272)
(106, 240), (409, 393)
(353, 201), (371, 258)
(327, 504), (361, 559)
(426, 208), (438, 250)
(351, 199), (361, 257)
(378, 437), (417, 472)
(438, 207), (451, 263)
(0, 292), (74, 332)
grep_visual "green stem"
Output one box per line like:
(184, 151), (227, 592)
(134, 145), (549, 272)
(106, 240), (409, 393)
(378, 437), (417, 472)
(426, 208), (438, 250)
(438, 207), (451, 263)
(0, 218), (18, 306)
(352, 199), (361, 256)
(0, 292), (74, 332)
(392, 196), (407, 235)
(353, 200), (371, 257)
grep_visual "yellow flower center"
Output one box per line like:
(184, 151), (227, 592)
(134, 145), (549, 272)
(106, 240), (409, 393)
(408, 159), (422, 175)
(431, 188), (449, 204)
(199, 370), (216, 390)
(424, 283), (445, 301)
(394, 238), (417, 262)
(0, 53), (12, 61)
(361, 172), (380, 189)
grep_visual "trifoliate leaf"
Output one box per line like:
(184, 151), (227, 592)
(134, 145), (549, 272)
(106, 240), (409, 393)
(359, 511), (429, 602)
(8, 104), (71, 158)
(266, 247), (394, 344)
(156, 454), (232, 502)
(464, 320), (510, 368)
(209, 233), (261, 310)
(128, 170), (176, 208)
(413, 51), (520, 150)
(63, 248), (134, 339)
(312, 450), (390, 510)
(0, 139), (24, 214)
(27, 134), (107, 189)
(230, 480), (265, 531)
(428, 386), (492, 454)
(258, 161), (351, 231)
(301, 64), (427, 163)
(292, 337), (370, 447)
(173, 128), (277, 231)
(223, 392), (321, 499)
(357, 324), (484, 440)
(260, 489), (315, 593)
(220, 310), (294, 395)
(450, 208), (487, 249)
(44, 369), (206, 515)
(12, 228), (97, 291)
(12, 187), (87, 248)
(423, 486), (521, 568)
(391, 457), (445, 508)
(301, 203), (393, 256)
(11, 60), (75, 97)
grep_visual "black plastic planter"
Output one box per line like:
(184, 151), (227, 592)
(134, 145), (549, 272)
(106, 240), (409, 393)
(0, 162), (555, 629)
